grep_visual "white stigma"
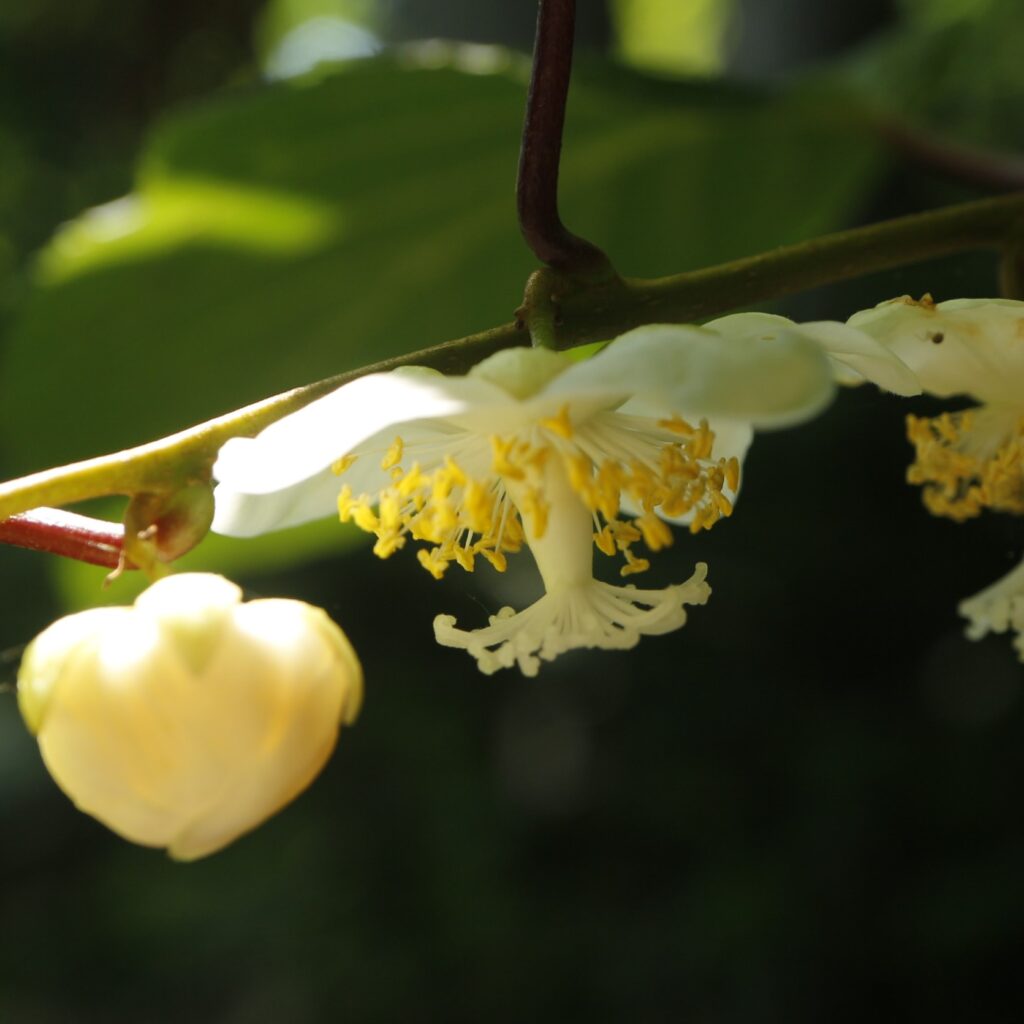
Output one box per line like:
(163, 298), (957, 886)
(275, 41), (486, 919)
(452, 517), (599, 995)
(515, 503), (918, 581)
(433, 457), (711, 675)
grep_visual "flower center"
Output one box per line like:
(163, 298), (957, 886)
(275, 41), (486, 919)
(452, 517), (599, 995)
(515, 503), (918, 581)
(330, 404), (733, 674)
(906, 407), (1024, 520)
(332, 406), (739, 581)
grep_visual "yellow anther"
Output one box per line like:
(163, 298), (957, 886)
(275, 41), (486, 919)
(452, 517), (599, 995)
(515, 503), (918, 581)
(724, 457), (740, 493)
(331, 453), (357, 475)
(712, 490), (734, 517)
(416, 548), (448, 580)
(337, 485), (356, 522)
(540, 404), (574, 440)
(397, 463), (428, 498)
(657, 414), (695, 436)
(453, 546), (476, 572)
(593, 526), (617, 557)
(906, 410), (1024, 521)
(443, 457), (467, 487)
(378, 493), (403, 530)
(464, 479), (496, 536)
(519, 489), (549, 539)
(351, 504), (380, 533)
(689, 507), (709, 534)
(620, 550), (650, 577)
(372, 534), (405, 558)
(610, 519), (642, 548)
(691, 420), (714, 461)
(490, 436), (525, 480)
(432, 498), (458, 533)
(637, 513), (673, 552)
(380, 436), (404, 471)
(478, 547), (508, 572)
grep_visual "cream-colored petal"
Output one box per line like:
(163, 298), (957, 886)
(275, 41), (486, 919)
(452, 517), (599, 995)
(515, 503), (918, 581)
(546, 322), (834, 428)
(18, 574), (362, 860)
(213, 368), (509, 496)
(848, 297), (1024, 404)
(706, 312), (920, 395)
(212, 369), (509, 536)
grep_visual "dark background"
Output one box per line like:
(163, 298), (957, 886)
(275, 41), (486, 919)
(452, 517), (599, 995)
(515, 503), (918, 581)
(3, 1), (1024, 1021)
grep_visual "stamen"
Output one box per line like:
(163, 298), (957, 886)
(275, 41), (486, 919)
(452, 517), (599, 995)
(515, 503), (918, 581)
(540, 404), (574, 439)
(907, 411), (1024, 520)
(335, 402), (737, 662)
(559, 411), (739, 572)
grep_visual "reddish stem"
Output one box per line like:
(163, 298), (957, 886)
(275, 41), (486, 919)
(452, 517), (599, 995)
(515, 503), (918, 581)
(0, 508), (134, 570)
(517, 0), (612, 279)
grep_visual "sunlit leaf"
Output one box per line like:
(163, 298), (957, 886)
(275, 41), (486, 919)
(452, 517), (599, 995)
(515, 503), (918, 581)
(1, 50), (883, 486)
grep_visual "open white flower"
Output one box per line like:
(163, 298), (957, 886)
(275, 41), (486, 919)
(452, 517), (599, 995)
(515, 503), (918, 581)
(213, 322), (837, 675)
(846, 296), (1024, 521)
(959, 558), (1024, 661)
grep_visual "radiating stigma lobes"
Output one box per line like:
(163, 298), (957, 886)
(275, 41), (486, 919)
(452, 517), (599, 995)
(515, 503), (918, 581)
(907, 410), (1024, 521)
(332, 405), (740, 576)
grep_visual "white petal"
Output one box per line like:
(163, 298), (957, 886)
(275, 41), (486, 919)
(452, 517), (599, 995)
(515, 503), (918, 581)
(546, 322), (834, 429)
(214, 368), (509, 495)
(212, 470), (345, 537)
(801, 320), (920, 394)
(212, 368), (509, 536)
(706, 312), (920, 395)
(848, 297), (1024, 404)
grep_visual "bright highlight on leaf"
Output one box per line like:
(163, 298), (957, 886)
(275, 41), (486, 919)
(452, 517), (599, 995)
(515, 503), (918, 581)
(17, 573), (363, 860)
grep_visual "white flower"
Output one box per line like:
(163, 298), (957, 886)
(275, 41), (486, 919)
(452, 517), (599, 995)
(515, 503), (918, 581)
(959, 558), (1024, 660)
(18, 573), (362, 860)
(213, 322), (837, 675)
(846, 295), (1024, 521)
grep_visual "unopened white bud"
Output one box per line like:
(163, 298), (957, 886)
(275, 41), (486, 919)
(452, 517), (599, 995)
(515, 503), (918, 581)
(18, 573), (362, 860)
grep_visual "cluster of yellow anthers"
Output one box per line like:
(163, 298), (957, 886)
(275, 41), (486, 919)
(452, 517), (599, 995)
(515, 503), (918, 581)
(333, 406), (740, 580)
(907, 411), (1024, 521)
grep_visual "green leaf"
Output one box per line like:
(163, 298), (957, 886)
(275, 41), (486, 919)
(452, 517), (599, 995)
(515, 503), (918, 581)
(847, 0), (1024, 149)
(2, 49), (884, 587)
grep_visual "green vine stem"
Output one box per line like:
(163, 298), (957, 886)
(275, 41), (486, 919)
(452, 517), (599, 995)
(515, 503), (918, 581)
(0, 324), (522, 523)
(3, 191), (1024, 533)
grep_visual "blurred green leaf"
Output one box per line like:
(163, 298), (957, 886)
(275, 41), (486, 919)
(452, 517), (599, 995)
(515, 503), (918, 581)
(847, 0), (1024, 149)
(1, 50), (883, 484)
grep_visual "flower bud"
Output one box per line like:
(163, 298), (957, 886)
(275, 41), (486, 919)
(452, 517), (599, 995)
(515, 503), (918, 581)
(17, 573), (362, 860)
